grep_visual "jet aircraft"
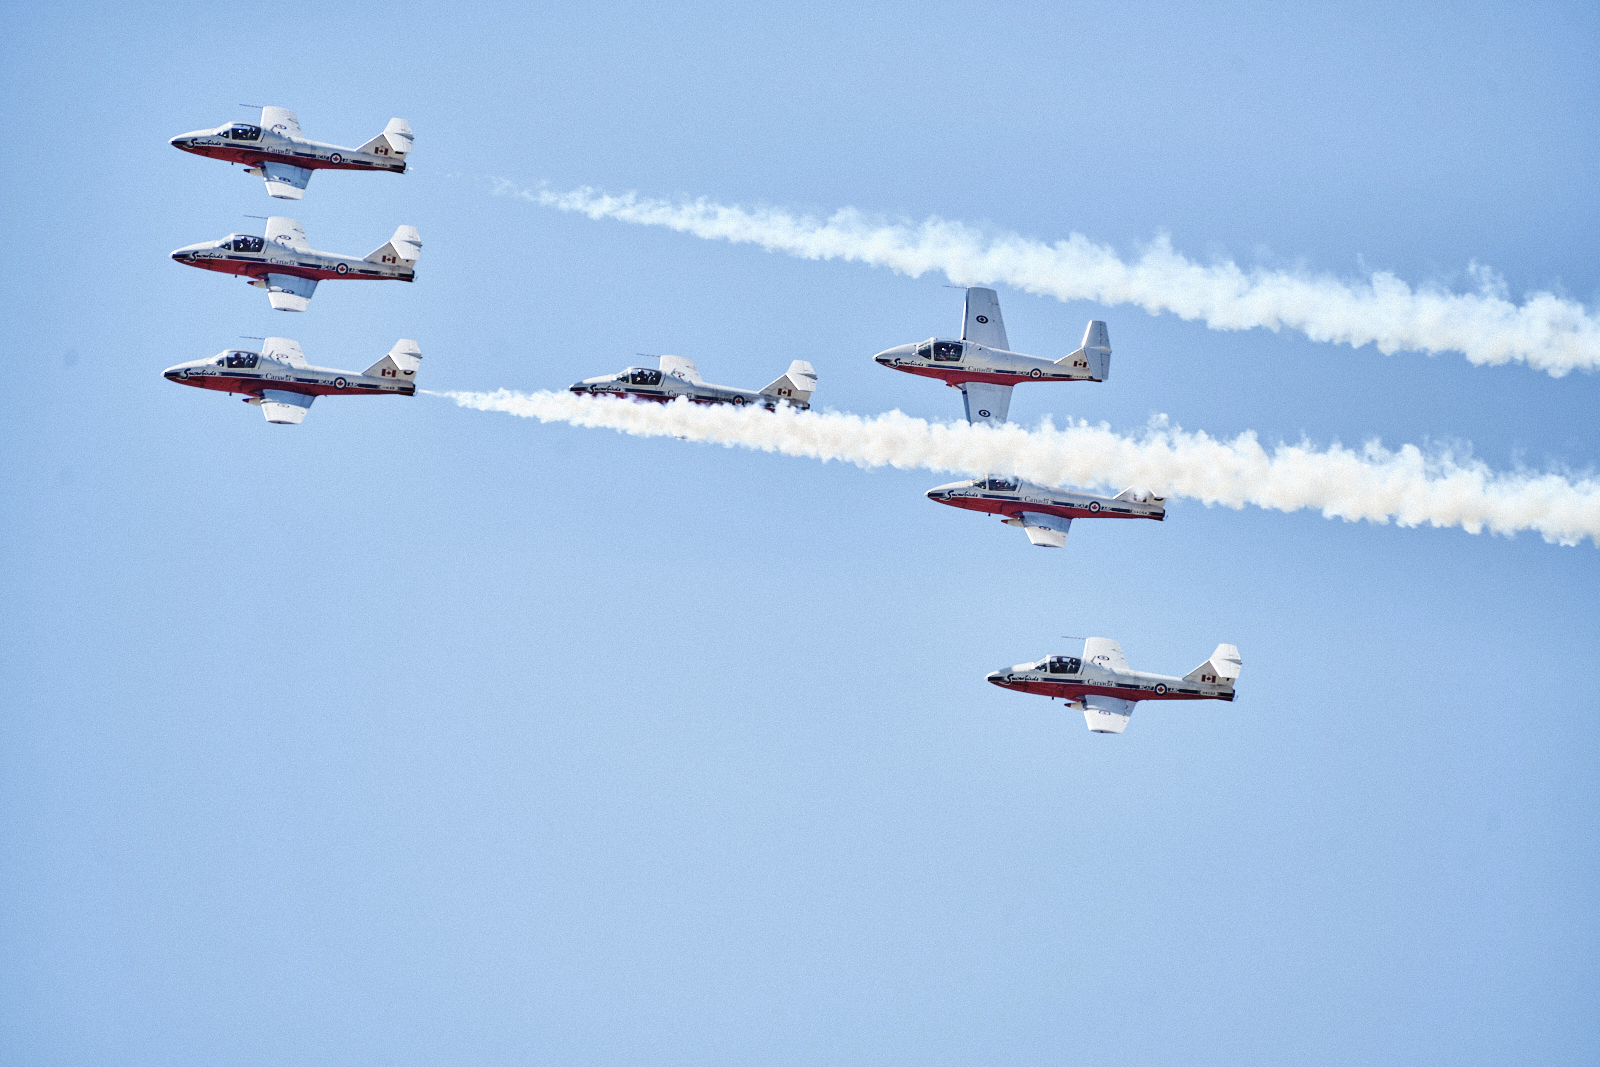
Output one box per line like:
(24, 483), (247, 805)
(987, 637), (1242, 734)
(570, 355), (818, 410)
(163, 337), (421, 424)
(926, 477), (1165, 547)
(169, 106), (413, 199)
(170, 216), (420, 311)
(873, 287), (1111, 427)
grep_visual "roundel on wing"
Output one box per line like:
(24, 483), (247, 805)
(977, 409), (991, 418)
(976, 315), (989, 323)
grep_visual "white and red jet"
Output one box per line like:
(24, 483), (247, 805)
(170, 216), (420, 311)
(988, 637), (1242, 734)
(570, 355), (817, 410)
(926, 477), (1165, 547)
(170, 106), (412, 199)
(873, 286), (1110, 427)
(163, 337), (421, 424)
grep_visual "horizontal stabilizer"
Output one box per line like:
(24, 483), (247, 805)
(257, 389), (314, 424)
(364, 339), (423, 380)
(358, 118), (414, 158)
(264, 273), (316, 312)
(1184, 644), (1243, 684)
(365, 225), (421, 265)
(1114, 486), (1164, 504)
(759, 360), (818, 404)
(261, 161), (312, 199)
(1081, 695), (1135, 734)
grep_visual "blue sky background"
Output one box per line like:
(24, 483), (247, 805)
(3, 2), (1598, 1064)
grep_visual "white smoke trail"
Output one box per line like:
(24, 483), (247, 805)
(496, 180), (1600, 378)
(437, 390), (1600, 546)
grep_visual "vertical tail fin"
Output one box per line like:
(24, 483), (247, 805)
(759, 360), (818, 405)
(357, 118), (414, 159)
(1184, 644), (1242, 685)
(365, 225), (422, 266)
(1056, 320), (1111, 381)
(363, 339), (422, 382)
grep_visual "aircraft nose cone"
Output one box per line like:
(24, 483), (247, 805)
(986, 670), (1005, 685)
(925, 488), (944, 500)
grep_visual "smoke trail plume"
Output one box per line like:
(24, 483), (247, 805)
(496, 180), (1600, 378)
(438, 390), (1600, 546)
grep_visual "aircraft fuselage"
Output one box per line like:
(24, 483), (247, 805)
(169, 126), (404, 175)
(873, 338), (1099, 387)
(163, 350), (414, 400)
(169, 236), (413, 285)
(926, 478), (1165, 524)
(986, 658), (1234, 704)
(570, 368), (808, 411)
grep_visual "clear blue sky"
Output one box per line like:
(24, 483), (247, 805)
(3, 3), (1598, 1064)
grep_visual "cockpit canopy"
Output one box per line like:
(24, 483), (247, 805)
(223, 350), (260, 369)
(982, 477), (1019, 492)
(1045, 656), (1081, 674)
(620, 368), (662, 386)
(226, 234), (264, 253)
(222, 123), (261, 141)
(915, 339), (964, 362)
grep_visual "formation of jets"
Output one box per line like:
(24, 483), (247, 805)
(164, 104), (1238, 734)
(166, 107), (421, 423)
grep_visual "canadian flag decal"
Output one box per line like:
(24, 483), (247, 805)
(382, 368), (397, 377)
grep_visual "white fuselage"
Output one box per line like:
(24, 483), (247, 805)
(571, 367), (807, 410)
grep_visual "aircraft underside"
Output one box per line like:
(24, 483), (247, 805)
(896, 364), (1067, 387)
(943, 496), (1154, 522)
(188, 144), (399, 172)
(996, 678), (1232, 702)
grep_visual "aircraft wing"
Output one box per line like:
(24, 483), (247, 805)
(962, 287), (1009, 351)
(260, 106), (303, 139)
(261, 161), (312, 200)
(1083, 637), (1130, 673)
(659, 355), (704, 383)
(265, 216), (310, 251)
(265, 273), (317, 312)
(1003, 511), (1071, 547)
(259, 389), (313, 425)
(260, 337), (309, 367)
(1082, 695), (1136, 734)
(959, 381), (1012, 426)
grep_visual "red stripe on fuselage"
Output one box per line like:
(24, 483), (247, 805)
(938, 495), (1158, 522)
(892, 364), (1082, 387)
(172, 375), (409, 398)
(179, 144), (400, 172)
(991, 678), (1228, 702)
